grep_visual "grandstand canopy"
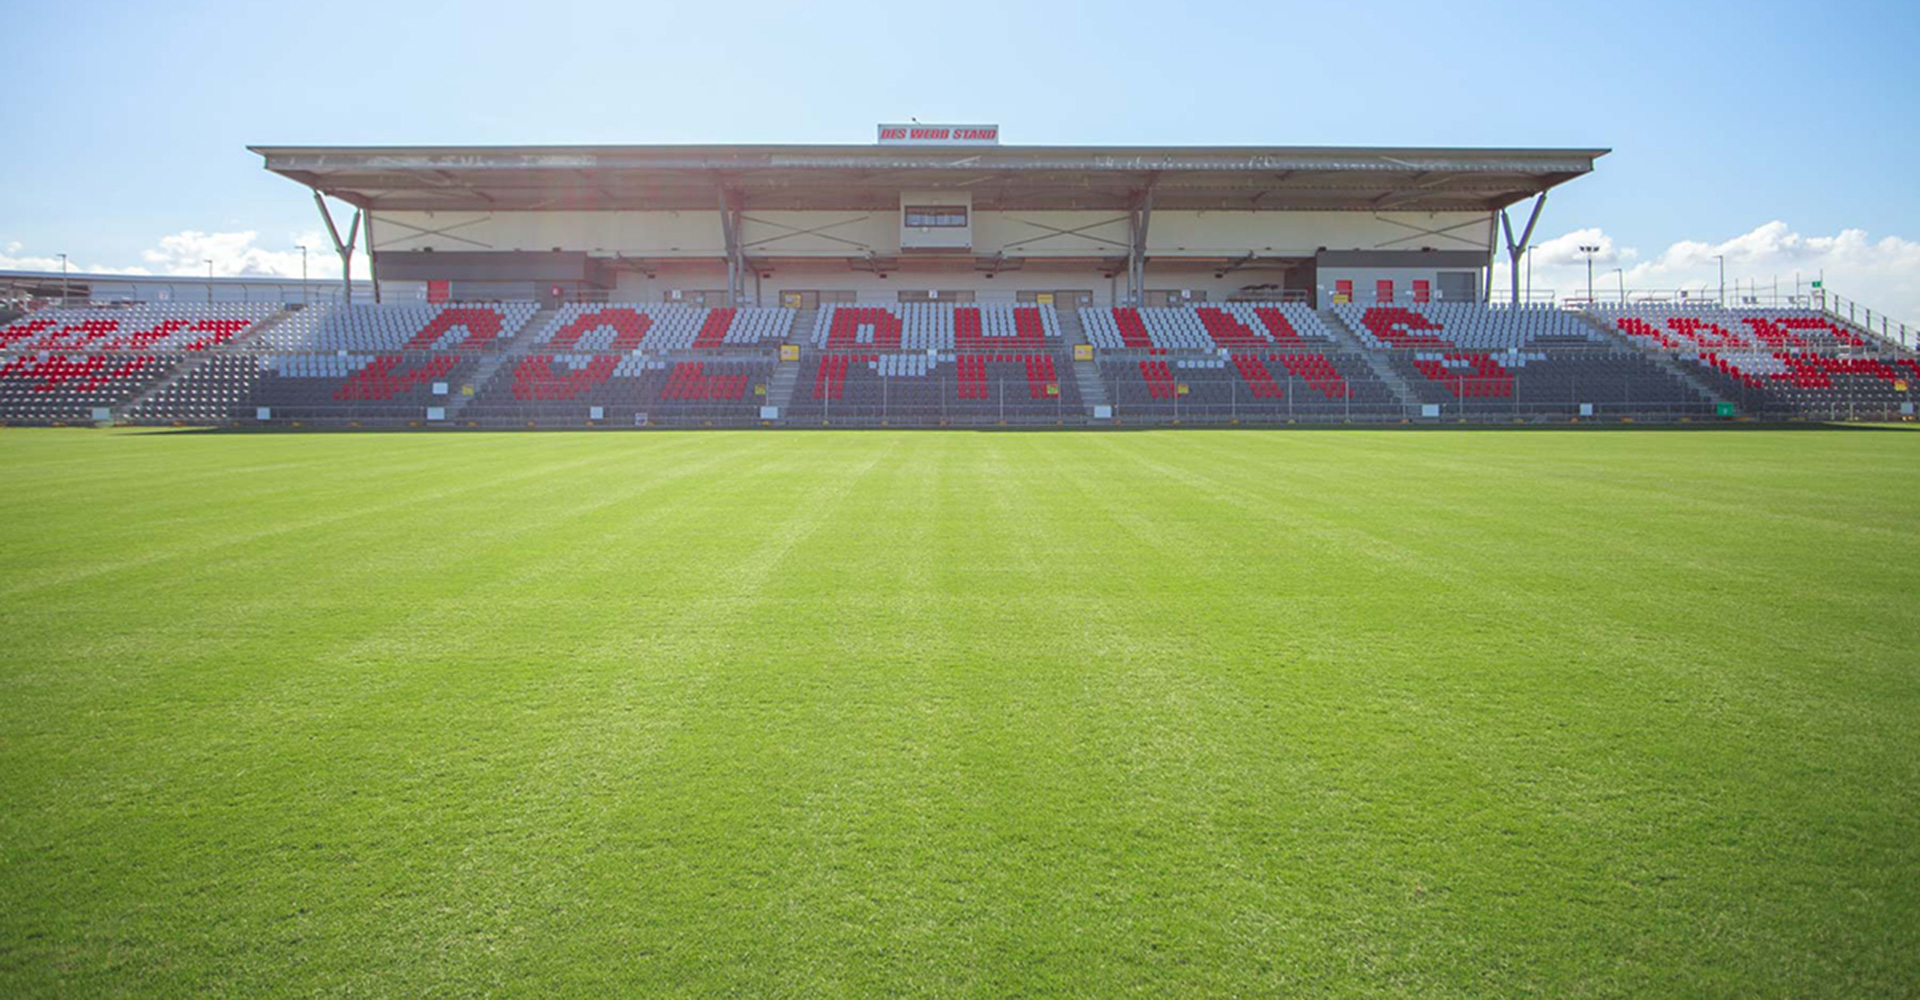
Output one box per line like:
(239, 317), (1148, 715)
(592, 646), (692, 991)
(250, 144), (1607, 214)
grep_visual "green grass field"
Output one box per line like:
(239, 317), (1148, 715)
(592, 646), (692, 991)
(1, 427), (1917, 997)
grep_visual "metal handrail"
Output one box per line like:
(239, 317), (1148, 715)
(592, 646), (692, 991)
(1818, 292), (1912, 352)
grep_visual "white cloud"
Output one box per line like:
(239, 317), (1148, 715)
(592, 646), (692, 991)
(1527, 227), (1637, 269)
(141, 229), (345, 280)
(1496, 221), (1920, 329)
(0, 248), (148, 275)
(1, 231), (349, 281)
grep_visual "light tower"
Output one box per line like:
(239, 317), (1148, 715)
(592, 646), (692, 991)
(1579, 245), (1600, 305)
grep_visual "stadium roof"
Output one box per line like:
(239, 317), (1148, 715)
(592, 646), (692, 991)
(250, 144), (1607, 214)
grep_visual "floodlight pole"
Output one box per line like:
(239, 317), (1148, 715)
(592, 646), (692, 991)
(1579, 245), (1600, 305)
(205, 260), (214, 304)
(296, 245), (307, 306)
(1715, 254), (1726, 306)
(57, 253), (68, 307)
(1612, 268), (1626, 304)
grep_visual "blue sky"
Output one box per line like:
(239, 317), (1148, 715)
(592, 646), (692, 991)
(3, 0), (1916, 321)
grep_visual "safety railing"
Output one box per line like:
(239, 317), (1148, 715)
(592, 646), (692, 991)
(1094, 368), (1731, 426)
(1819, 293), (1913, 352)
(50, 347), (1920, 429)
(85, 385), (1920, 429)
(1561, 288), (1912, 353)
(1564, 289), (1821, 309)
(1221, 289), (1314, 304)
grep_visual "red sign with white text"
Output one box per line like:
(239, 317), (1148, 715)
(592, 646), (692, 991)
(877, 123), (999, 146)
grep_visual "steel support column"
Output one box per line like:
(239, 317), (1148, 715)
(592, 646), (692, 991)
(1483, 211), (1499, 303)
(362, 210), (382, 304)
(1135, 184), (1154, 305)
(1124, 180), (1156, 306)
(716, 187), (746, 305)
(1125, 213), (1139, 304)
(717, 188), (735, 304)
(313, 192), (361, 304)
(1499, 193), (1547, 305)
(733, 211), (746, 304)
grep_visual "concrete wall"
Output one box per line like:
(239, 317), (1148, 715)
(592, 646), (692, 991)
(608, 259), (1311, 307)
(1318, 267), (1484, 304)
(1144, 210), (1492, 256)
(366, 207), (1497, 306)
(371, 208), (1497, 259)
(1316, 250), (1489, 304)
(899, 190), (972, 251)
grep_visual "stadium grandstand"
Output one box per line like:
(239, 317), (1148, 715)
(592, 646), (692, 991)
(2, 131), (1913, 427)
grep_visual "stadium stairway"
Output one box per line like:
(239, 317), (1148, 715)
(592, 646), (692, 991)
(1057, 307), (1109, 414)
(765, 307), (818, 420)
(766, 359), (804, 420)
(443, 301), (562, 422)
(1574, 310), (1736, 413)
(785, 307), (818, 348)
(1321, 308), (1419, 414)
(112, 306), (300, 421)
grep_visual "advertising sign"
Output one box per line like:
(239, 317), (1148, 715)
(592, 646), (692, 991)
(877, 124), (1000, 146)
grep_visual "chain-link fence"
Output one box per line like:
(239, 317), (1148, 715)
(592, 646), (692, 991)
(87, 348), (1920, 429)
